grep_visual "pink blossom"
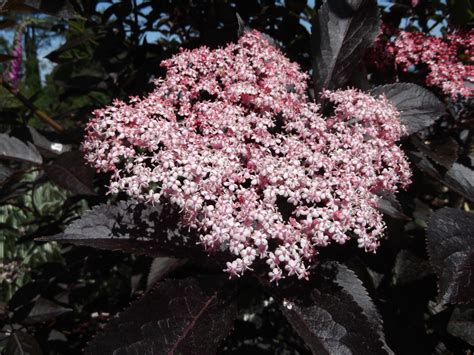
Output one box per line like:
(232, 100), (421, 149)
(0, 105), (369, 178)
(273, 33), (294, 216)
(83, 30), (411, 282)
(369, 27), (474, 99)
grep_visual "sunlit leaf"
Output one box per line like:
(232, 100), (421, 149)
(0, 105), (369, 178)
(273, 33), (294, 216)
(37, 202), (221, 265)
(371, 83), (445, 135)
(312, 0), (380, 93)
(0, 133), (43, 165)
(275, 262), (392, 354)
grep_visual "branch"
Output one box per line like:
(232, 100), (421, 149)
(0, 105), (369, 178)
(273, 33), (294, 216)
(1, 78), (65, 133)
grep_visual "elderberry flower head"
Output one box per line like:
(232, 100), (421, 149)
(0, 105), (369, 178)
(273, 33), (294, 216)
(83, 30), (411, 282)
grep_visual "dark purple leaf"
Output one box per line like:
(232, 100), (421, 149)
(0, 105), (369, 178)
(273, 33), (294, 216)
(85, 277), (238, 355)
(0, 19), (17, 29)
(8, 281), (49, 310)
(0, 133), (43, 165)
(22, 297), (72, 325)
(5, 332), (42, 355)
(27, 127), (71, 157)
(311, 0), (380, 93)
(37, 202), (218, 263)
(447, 306), (474, 346)
(46, 36), (92, 62)
(0, 1), (39, 13)
(444, 163), (474, 202)
(146, 257), (187, 290)
(409, 151), (442, 179)
(22, 0), (77, 18)
(0, 163), (13, 184)
(411, 135), (459, 169)
(410, 152), (474, 202)
(376, 190), (408, 219)
(393, 250), (432, 286)
(333, 264), (393, 354)
(43, 151), (95, 195)
(370, 83), (445, 135)
(426, 208), (474, 304)
(348, 63), (370, 90)
(275, 262), (391, 354)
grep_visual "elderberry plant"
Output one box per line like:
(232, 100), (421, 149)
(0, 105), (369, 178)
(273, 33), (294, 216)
(2, 0), (473, 354)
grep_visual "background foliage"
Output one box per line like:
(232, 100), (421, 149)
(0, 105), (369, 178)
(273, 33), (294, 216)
(0, 0), (473, 354)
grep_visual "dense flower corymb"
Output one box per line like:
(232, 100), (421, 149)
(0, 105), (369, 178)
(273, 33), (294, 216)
(83, 31), (411, 282)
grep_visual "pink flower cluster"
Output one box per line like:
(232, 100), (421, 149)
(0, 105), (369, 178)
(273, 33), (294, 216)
(370, 27), (474, 99)
(5, 26), (24, 89)
(83, 30), (411, 282)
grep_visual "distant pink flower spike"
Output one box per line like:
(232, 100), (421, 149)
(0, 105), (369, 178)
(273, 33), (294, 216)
(83, 30), (411, 282)
(5, 26), (24, 89)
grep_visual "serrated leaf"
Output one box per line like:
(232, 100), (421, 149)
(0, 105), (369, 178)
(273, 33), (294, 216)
(0, 133), (43, 165)
(426, 208), (474, 304)
(38, 202), (216, 263)
(311, 0), (380, 93)
(411, 136), (459, 169)
(334, 263), (393, 354)
(370, 83), (445, 135)
(275, 262), (391, 355)
(85, 277), (238, 355)
(5, 332), (43, 355)
(43, 151), (95, 195)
